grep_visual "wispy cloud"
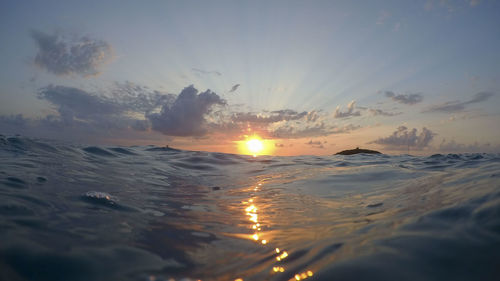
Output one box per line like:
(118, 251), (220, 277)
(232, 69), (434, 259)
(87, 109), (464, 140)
(370, 126), (436, 150)
(439, 139), (499, 153)
(424, 92), (495, 113)
(191, 68), (222, 76)
(271, 123), (359, 139)
(231, 109), (307, 124)
(368, 108), (402, 117)
(31, 30), (112, 77)
(384, 91), (423, 105)
(228, 84), (240, 93)
(334, 100), (361, 118)
(305, 140), (324, 149)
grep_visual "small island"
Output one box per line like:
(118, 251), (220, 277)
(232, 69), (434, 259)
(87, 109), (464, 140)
(335, 147), (382, 155)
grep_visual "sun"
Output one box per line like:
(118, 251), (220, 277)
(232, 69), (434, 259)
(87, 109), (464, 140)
(247, 138), (264, 155)
(237, 135), (274, 156)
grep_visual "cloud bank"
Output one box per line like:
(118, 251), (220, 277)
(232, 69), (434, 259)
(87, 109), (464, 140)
(1, 84), (230, 143)
(31, 30), (112, 77)
(370, 126), (436, 150)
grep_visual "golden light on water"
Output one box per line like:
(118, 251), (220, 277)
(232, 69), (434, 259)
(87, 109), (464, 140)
(239, 182), (314, 280)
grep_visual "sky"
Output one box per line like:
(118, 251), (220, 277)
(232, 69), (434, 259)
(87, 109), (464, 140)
(1, 0), (499, 155)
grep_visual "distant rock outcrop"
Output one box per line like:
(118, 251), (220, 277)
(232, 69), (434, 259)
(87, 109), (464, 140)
(335, 147), (381, 155)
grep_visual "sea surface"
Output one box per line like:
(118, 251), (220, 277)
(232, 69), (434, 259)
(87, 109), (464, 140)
(1, 136), (500, 281)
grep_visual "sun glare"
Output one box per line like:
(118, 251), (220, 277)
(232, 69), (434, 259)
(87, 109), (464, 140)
(237, 135), (274, 156)
(247, 138), (264, 154)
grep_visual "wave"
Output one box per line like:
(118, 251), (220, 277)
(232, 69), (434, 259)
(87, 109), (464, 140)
(0, 136), (499, 281)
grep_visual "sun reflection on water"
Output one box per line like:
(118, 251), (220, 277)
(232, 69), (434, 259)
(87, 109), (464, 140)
(240, 182), (314, 280)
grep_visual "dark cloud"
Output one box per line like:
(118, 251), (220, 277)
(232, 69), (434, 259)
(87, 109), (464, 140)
(38, 85), (121, 123)
(424, 92), (495, 113)
(147, 85), (226, 136)
(370, 126), (436, 149)
(384, 91), (423, 105)
(229, 84), (240, 93)
(231, 109), (307, 124)
(31, 30), (112, 77)
(1, 84), (229, 142)
(0, 113), (159, 145)
(191, 68), (222, 76)
(334, 101), (361, 118)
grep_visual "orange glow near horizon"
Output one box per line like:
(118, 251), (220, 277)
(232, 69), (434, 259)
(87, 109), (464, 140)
(237, 135), (275, 156)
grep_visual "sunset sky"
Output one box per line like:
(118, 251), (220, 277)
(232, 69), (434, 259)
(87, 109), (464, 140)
(1, 0), (499, 155)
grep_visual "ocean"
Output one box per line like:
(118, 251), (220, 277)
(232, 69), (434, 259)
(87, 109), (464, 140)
(1, 136), (499, 281)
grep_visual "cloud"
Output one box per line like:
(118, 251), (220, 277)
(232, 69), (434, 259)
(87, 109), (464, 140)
(1, 84), (231, 142)
(306, 110), (320, 122)
(424, 92), (495, 113)
(275, 143), (285, 148)
(191, 68), (222, 76)
(271, 123), (359, 139)
(224, 109), (338, 139)
(31, 30), (112, 77)
(38, 85), (122, 123)
(147, 85), (226, 136)
(305, 140), (324, 149)
(37, 84), (176, 126)
(370, 126), (436, 150)
(271, 123), (331, 139)
(439, 139), (499, 153)
(4, 81), (366, 144)
(111, 81), (175, 113)
(368, 108), (402, 117)
(384, 91), (423, 105)
(231, 109), (307, 124)
(334, 100), (361, 118)
(229, 84), (240, 93)
(468, 91), (494, 103)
